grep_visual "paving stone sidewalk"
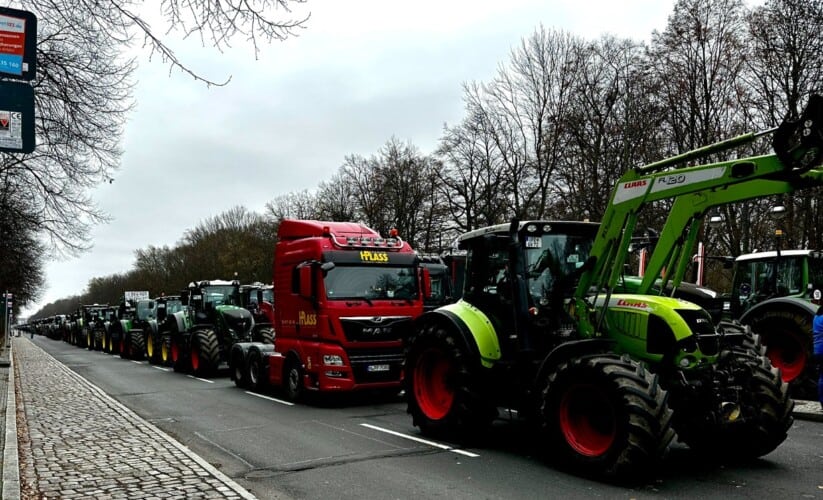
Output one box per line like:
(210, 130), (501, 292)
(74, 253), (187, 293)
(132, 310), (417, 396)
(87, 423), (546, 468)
(9, 337), (257, 499)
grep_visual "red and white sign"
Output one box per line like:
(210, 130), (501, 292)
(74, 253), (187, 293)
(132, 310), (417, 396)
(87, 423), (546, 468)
(0, 14), (25, 56)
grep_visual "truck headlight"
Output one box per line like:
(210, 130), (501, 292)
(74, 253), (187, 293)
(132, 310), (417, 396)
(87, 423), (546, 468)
(323, 354), (344, 366)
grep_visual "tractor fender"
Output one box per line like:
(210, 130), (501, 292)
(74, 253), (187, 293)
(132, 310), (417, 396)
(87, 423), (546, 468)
(739, 296), (817, 346)
(414, 300), (501, 368)
(534, 338), (618, 395)
(170, 311), (191, 337)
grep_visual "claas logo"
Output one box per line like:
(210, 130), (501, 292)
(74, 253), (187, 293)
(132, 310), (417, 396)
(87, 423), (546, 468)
(359, 250), (389, 262)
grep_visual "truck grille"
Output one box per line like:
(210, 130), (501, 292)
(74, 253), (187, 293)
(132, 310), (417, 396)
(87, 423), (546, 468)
(339, 316), (412, 342)
(347, 347), (404, 384)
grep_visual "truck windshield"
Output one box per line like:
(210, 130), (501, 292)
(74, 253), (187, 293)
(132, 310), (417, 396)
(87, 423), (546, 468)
(324, 265), (418, 300)
(260, 289), (274, 302)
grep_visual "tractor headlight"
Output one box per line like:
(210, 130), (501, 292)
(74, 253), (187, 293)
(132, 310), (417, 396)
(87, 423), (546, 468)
(323, 354), (344, 366)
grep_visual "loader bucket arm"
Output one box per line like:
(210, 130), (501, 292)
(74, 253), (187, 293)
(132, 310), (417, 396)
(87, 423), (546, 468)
(573, 95), (823, 337)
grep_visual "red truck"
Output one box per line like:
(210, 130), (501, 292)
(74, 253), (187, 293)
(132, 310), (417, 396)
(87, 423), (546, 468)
(230, 219), (427, 401)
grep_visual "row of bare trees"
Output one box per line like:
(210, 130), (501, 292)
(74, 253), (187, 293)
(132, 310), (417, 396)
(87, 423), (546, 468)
(27, 0), (823, 318)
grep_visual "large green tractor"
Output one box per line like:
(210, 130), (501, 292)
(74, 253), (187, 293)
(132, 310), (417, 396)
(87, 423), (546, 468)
(168, 280), (255, 377)
(405, 94), (823, 480)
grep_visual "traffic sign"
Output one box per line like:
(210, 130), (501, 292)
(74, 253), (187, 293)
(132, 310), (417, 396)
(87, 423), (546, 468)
(0, 80), (34, 153)
(0, 7), (36, 80)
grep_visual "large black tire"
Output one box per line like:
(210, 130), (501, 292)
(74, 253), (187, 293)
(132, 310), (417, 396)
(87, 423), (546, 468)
(171, 335), (189, 373)
(255, 327), (275, 345)
(232, 350), (249, 389)
(191, 329), (220, 377)
(120, 332), (132, 360)
(541, 353), (675, 481)
(404, 321), (497, 440)
(85, 329), (94, 351)
(746, 310), (817, 400)
(160, 335), (173, 367)
(129, 330), (145, 361)
(671, 333), (794, 460)
(248, 350), (268, 392)
(146, 331), (161, 365)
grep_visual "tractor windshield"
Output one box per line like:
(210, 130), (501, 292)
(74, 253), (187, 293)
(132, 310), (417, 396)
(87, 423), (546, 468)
(203, 285), (239, 307)
(524, 232), (595, 307)
(735, 256), (804, 302)
(324, 265), (418, 301)
(260, 288), (274, 302)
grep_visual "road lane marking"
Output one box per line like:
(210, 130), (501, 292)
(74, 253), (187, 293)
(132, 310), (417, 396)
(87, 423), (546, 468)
(153, 366), (171, 372)
(359, 423), (479, 457)
(245, 391), (294, 406)
(131, 360), (145, 365)
(187, 375), (215, 384)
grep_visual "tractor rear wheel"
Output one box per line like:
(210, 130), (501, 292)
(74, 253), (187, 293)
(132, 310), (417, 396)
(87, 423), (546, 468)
(160, 335), (172, 366)
(120, 333), (132, 360)
(129, 330), (145, 361)
(404, 321), (496, 440)
(255, 327), (275, 345)
(541, 353), (674, 481)
(672, 334), (793, 460)
(86, 330), (94, 350)
(191, 329), (220, 377)
(171, 336), (189, 373)
(146, 332), (158, 364)
(746, 309), (817, 400)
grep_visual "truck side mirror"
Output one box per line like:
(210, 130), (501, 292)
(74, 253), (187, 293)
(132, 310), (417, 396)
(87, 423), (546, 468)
(298, 264), (314, 299)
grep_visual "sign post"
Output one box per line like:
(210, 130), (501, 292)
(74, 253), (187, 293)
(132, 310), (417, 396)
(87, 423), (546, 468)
(0, 6), (36, 154)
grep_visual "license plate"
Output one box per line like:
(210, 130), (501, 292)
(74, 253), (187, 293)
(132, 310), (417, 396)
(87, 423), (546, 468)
(367, 364), (390, 372)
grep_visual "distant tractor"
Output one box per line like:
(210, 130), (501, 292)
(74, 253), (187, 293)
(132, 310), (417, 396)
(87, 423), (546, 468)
(417, 255), (456, 311)
(239, 282), (275, 344)
(727, 248), (823, 399)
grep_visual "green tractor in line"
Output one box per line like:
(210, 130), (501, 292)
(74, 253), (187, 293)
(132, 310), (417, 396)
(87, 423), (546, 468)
(404, 95), (823, 480)
(166, 280), (255, 377)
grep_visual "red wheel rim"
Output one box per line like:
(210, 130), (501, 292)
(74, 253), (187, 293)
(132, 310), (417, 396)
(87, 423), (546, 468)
(559, 383), (616, 457)
(171, 342), (179, 362)
(121, 339), (126, 354)
(191, 345), (200, 371)
(765, 341), (805, 382)
(413, 348), (454, 420)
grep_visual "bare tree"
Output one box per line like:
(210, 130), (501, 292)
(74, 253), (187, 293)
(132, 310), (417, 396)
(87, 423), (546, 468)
(0, 0), (309, 308)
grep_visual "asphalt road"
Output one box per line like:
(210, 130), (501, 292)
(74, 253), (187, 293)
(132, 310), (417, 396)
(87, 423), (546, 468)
(32, 336), (823, 499)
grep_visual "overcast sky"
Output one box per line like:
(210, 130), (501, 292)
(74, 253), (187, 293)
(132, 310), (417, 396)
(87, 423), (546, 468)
(24, 0), (677, 317)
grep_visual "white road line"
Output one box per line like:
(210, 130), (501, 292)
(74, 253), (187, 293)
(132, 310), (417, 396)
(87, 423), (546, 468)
(187, 375), (215, 384)
(131, 360), (144, 365)
(244, 391), (294, 406)
(153, 366), (171, 372)
(359, 423), (479, 458)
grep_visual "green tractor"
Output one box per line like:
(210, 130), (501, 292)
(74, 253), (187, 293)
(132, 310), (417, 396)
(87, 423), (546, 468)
(404, 95), (823, 480)
(726, 248), (823, 399)
(167, 280), (255, 377)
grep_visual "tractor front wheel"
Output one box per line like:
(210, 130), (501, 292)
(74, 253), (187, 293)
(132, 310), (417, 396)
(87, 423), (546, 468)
(404, 321), (496, 440)
(191, 329), (220, 377)
(541, 353), (674, 481)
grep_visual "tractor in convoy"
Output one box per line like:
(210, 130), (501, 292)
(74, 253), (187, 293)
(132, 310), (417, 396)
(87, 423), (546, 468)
(239, 282), (275, 344)
(166, 279), (254, 376)
(230, 220), (427, 401)
(725, 247), (823, 399)
(403, 95), (823, 480)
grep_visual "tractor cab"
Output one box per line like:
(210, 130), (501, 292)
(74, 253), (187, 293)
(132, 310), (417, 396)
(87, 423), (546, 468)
(730, 249), (823, 316)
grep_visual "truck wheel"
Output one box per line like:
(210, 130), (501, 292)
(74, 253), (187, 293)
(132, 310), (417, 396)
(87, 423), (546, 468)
(191, 329), (220, 377)
(255, 327), (275, 345)
(404, 321), (496, 440)
(672, 339), (793, 459)
(284, 358), (304, 402)
(232, 351), (248, 388)
(541, 353), (674, 481)
(248, 350), (268, 392)
(129, 331), (145, 361)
